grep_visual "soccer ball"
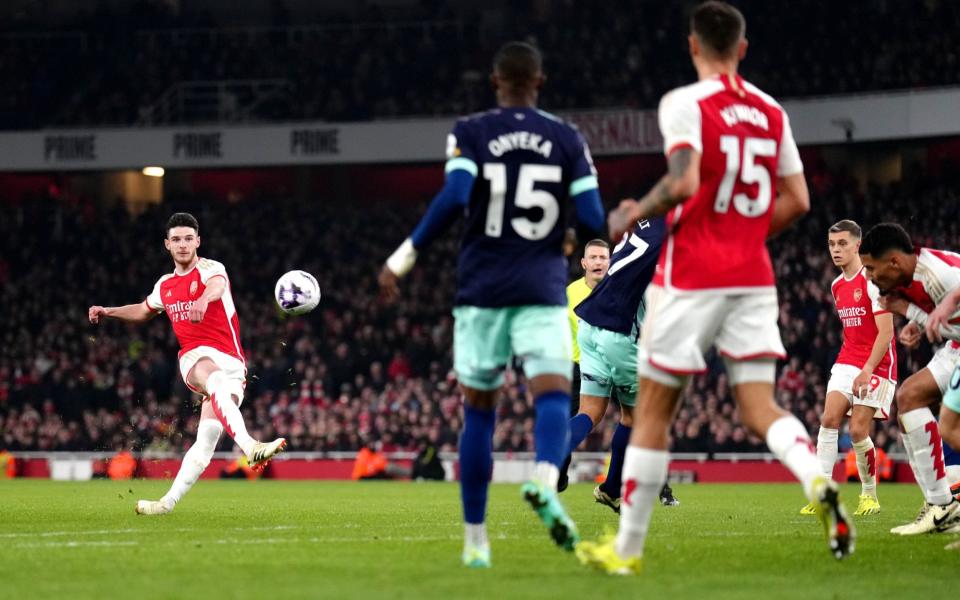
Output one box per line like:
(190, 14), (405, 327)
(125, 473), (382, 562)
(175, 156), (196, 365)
(274, 270), (321, 315)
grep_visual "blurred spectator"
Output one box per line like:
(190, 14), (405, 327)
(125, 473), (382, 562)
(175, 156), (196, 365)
(1, 163), (959, 457)
(0, 1), (958, 129)
(107, 450), (137, 479)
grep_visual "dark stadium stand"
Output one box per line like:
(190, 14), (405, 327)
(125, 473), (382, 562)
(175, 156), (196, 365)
(0, 0), (957, 129)
(2, 163), (958, 455)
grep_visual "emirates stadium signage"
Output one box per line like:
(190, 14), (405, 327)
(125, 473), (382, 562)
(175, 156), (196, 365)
(0, 87), (958, 171)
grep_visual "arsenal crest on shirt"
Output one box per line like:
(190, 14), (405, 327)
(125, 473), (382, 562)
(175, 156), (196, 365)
(853, 287), (862, 302)
(190, 281), (198, 296)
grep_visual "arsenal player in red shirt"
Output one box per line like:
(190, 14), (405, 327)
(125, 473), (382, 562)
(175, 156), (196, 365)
(89, 213), (286, 515)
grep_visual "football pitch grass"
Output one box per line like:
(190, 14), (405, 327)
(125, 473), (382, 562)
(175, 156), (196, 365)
(1, 480), (954, 599)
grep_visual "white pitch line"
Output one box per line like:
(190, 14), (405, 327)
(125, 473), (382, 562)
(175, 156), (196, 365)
(0, 524), (300, 539)
(14, 540), (140, 549)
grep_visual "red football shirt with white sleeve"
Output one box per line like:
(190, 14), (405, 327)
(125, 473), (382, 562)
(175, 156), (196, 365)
(831, 267), (896, 381)
(652, 74), (803, 292)
(899, 247), (960, 346)
(144, 257), (245, 363)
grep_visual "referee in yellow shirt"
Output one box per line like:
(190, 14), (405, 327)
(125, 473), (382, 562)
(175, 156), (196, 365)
(561, 239), (609, 489)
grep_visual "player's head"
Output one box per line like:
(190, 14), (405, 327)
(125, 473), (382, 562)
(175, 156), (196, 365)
(491, 41), (545, 105)
(164, 212), (200, 267)
(827, 220), (862, 268)
(581, 239), (610, 286)
(688, 1), (747, 67)
(858, 222), (916, 292)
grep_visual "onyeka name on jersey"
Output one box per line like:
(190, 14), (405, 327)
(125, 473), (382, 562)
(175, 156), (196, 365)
(165, 299), (196, 323)
(837, 305), (867, 328)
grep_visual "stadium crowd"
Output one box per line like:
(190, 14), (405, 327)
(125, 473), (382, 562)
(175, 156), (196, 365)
(2, 162), (959, 457)
(1, 0), (958, 129)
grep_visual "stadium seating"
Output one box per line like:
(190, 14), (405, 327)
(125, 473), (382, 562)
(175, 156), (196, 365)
(2, 165), (958, 455)
(0, 0), (957, 129)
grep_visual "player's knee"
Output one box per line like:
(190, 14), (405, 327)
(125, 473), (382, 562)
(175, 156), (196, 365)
(461, 386), (497, 411)
(848, 420), (870, 442)
(895, 384), (925, 412)
(820, 413), (842, 430)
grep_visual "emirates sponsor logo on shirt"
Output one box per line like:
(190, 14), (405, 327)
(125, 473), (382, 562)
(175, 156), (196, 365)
(165, 299), (195, 323)
(838, 305), (867, 328)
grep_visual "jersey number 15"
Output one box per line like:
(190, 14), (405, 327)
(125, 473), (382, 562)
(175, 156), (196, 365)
(715, 135), (776, 218)
(483, 163), (560, 240)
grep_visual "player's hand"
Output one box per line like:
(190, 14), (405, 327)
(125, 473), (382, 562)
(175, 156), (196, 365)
(926, 295), (959, 343)
(562, 227), (577, 257)
(608, 199), (639, 242)
(188, 297), (209, 323)
(378, 265), (400, 303)
(852, 370), (873, 400)
(88, 306), (107, 324)
(899, 321), (922, 349)
(879, 293), (908, 316)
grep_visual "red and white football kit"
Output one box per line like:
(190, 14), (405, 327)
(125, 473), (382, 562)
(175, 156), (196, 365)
(639, 74), (802, 380)
(144, 257), (246, 397)
(898, 247), (960, 393)
(827, 267), (896, 419)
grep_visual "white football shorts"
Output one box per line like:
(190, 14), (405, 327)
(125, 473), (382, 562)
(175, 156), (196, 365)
(178, 345), (247, 403)
(637, 285), (785, 382)
(826, 363), (895, 420)
(927, 342), (960, 394)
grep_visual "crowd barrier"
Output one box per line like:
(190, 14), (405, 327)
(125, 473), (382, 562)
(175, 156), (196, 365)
(4, 452), (917, 484)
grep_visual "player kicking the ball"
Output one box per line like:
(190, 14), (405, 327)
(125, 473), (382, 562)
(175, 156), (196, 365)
(88, 213), (286, 515)
(799, 220), (896, 517)
(577, 1), (853, 575)
(379, 42), (605, 568)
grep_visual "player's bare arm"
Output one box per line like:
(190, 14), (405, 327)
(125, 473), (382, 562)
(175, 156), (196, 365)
(899, 321), (922, 349)
(608, 148), (700, 240)
(378, 266), (401, 303)
(852, 311), (894, 397)
(768, 173), (810, 238)
(188, 275), (226, 323)
(926, 287), (960, 343)
(88, 302), (155, 324)
(878, 292), (909, 317)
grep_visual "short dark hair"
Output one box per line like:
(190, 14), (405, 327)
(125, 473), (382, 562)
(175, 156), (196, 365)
(585, 239), (610, 251)
(691, 1), (746, 59)
(859, 223), (913, 257)
(828, 219), (862, 239)
(493, 41), (543, 85)
(166, 212), (199, 237)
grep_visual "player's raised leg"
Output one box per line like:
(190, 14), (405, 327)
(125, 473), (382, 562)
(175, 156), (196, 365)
(729, 360), (854, 560)
(189, 358), (286, 471)
(512, 305), (579, 551)
(136, 403), (223, 515)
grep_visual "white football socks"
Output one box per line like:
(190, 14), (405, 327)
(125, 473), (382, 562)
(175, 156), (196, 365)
(207, 370), (256, 456)
(532, 461), (560, 491)
(162, 419), (223, 508)
(766, 416), (822, 501)
(900, 408), (952, 505)
(614, 446), (668, 559)
(465, 523), (489, 549)
(852, 437), (878, 497)
(816, 426), (839, 477)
